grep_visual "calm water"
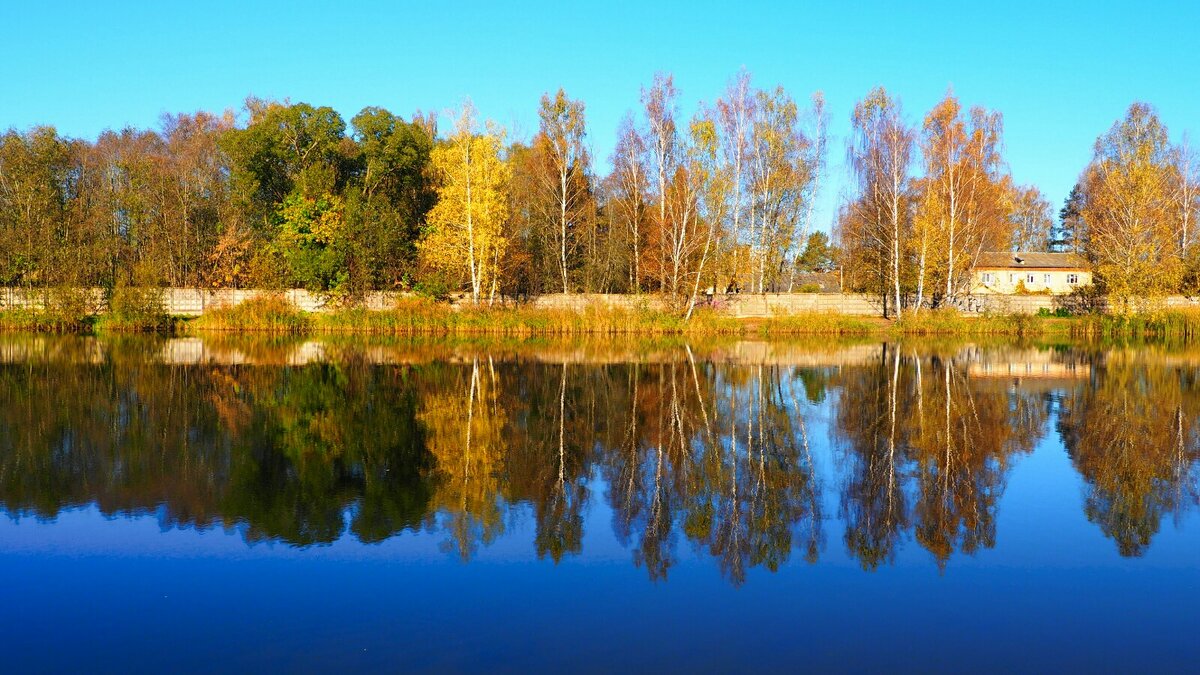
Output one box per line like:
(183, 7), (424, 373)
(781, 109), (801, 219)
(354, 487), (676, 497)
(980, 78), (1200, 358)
(0, 335), (1197, 672)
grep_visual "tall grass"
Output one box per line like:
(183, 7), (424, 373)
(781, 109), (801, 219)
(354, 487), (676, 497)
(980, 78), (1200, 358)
(190, 295), (312, 333)
(890, 308), (1073, 336)
(0, 308), (92, 333)
(315, 298), (687, 335)
(309, 298), (881, 336)
(16, 290), (1200, 341)
(181, 296), (882, 336)
(1068, 308), (1200, 340)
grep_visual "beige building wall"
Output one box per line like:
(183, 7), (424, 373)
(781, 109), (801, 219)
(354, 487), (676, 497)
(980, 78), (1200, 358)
(970, 268), (1092, 295)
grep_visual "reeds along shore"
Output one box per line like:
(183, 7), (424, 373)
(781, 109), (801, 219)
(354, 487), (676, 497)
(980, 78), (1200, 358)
(6, 294), (1200, 339)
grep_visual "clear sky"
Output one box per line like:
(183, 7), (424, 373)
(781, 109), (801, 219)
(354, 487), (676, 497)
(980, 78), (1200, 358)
(2, 0), (1197, 233)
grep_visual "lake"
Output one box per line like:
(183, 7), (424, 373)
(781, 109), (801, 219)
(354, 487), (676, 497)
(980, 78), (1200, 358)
(0, 335), (1197, 672)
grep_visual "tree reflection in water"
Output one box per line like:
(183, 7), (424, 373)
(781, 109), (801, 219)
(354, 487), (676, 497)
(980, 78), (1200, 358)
(0, 336), (1196, 583)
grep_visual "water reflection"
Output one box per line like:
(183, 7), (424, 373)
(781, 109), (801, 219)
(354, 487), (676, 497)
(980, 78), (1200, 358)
(835, 346), (1047, 570)
(1058, 353), (1200, 556)
(0, 336), (1197, 583)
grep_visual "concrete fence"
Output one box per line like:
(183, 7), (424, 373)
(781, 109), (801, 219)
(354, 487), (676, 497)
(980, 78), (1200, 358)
(2, 287), (1198, 317)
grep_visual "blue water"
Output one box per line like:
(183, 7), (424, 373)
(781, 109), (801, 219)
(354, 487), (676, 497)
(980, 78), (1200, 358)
(0, 337), (1195, 672)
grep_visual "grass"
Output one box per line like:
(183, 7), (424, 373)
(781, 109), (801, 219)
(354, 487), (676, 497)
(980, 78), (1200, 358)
(10, 292), (1200, 340)
(190, 295), (313, 333)
(302, 298), (883, 336)
(169, 297), (1200, 339)
(0, 308), (92, 333)
(891, 308), (1063, 336)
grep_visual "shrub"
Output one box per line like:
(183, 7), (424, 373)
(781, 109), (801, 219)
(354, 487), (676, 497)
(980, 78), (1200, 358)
(96, 285), (173, 332)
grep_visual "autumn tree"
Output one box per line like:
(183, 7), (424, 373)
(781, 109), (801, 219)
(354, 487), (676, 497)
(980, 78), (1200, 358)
(840, 87), (914, 318)
(746, 86), (820, 292)
(419, 101), (511, 304)
(641, 73), (681, 294)
(914, 93), (1012, 306)
(1172, 135), (1199, 253)
(1009, 184), (1054, 251)
(157, 112), (233, 286)
(527, 89), (593, 294)
(716, 70), (755, 290)
(1080, 103), (1183, 304)
(683, 106), (731, 316)
(606, 113), (648, 292)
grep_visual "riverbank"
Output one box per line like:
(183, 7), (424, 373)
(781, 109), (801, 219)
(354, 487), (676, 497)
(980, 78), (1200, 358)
(6, 294), (1200, 340)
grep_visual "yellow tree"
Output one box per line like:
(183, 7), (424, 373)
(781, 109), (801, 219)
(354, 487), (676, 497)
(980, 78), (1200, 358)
(844, 87), (914, 318)
(1009, 184), (1054, 251)
(420, 101), (511, 304)
(1081, 102), (1182, 306)
(529, 89), (592, 294)
(917, 93), (1012, 306)
(684, 107), (731, 318)
(911, 177), (946, 309)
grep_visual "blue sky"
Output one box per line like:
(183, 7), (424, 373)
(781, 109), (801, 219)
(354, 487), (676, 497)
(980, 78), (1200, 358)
(2, 0), (1197, 233)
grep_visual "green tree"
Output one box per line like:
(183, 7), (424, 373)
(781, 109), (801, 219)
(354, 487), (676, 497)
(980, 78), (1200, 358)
(796, 231), (835, 272)
(0, 127), (76, 287)
(1054, 183), (1087, 253)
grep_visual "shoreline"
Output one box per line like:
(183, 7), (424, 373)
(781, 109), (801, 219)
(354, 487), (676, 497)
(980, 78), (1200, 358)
(3, 296), (1199, 340)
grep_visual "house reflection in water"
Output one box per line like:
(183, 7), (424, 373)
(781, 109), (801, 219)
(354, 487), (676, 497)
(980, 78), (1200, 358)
(966, 348), (1090, 389)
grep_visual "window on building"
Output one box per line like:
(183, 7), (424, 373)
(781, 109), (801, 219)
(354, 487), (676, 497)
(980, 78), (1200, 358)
(1067, 273), (1079, 285)
(982, 272), (994, 283)
(1009, 273), (1014, 283)
(1027, 274), (1035, 284)
(1044, 273), (1052, 284)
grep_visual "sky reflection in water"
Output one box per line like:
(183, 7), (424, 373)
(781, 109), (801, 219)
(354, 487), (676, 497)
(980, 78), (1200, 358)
(0, 335), (1197, 672)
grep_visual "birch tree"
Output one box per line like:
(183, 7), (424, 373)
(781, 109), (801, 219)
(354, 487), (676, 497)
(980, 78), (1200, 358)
(641, 73), (680, 294)
(419, 101), (511, 304)
(716, 69), (754, 290)
(1173, 134), (1199, 253)
(1081, 102), (1182, 305)
(844, 87), (914, 318)
(530, 89), (592, 293)
(917, 94), (1011, 304)
(1009, 185), (1053, 251)
(746, 86), (817, 292)
(684, 107), (731, 318)
(607, 113), (648, 292)
(788, 92), (828, 291)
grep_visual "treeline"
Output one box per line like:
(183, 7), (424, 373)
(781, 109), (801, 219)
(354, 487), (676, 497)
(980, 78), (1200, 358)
(0, 73), (829, 307)
(839, 94), (1200, 315)
(1, 74), (1196, 310)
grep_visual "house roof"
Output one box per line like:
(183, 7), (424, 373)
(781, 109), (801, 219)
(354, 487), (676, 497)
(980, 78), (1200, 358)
(975, 251), (1089, 270)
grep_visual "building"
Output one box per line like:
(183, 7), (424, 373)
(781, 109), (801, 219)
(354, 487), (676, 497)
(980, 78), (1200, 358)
(792, 271), (842, 292)
(970, 252), (1091, 295)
